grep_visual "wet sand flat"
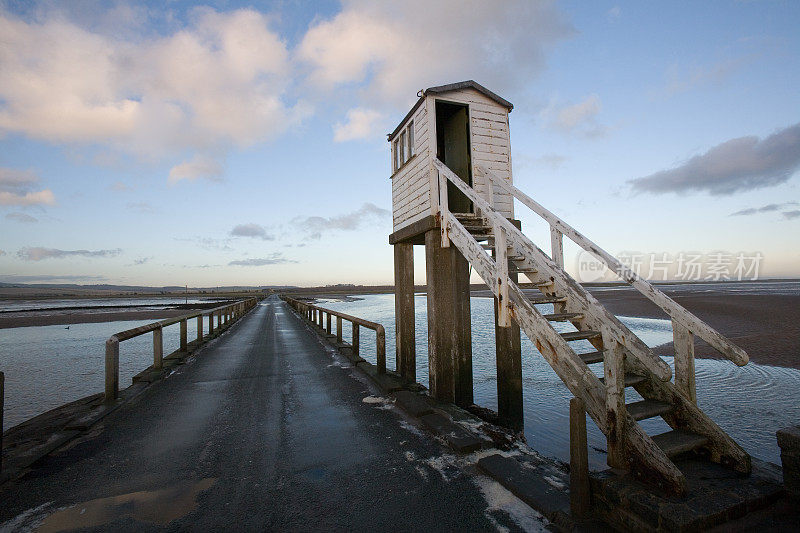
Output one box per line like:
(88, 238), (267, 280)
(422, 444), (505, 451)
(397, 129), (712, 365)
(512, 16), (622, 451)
(592, 290), (800, 370)
(0, 309), (198, 329)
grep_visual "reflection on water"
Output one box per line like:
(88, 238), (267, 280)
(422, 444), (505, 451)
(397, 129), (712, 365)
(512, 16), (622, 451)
(0, 318), (199, 427)
(320, 294), (800, 468)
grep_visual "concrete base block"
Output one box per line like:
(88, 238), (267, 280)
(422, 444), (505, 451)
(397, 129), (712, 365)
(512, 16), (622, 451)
(393, 391), (434, 418)
(419, 412), (483, 453)
(590, 457), (784, 532)
(477, 453), (574, 529)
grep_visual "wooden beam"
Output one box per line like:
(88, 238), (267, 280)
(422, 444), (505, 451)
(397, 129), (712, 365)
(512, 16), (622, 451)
(673, 320), (696, 404)
(570, 397), (591, 518)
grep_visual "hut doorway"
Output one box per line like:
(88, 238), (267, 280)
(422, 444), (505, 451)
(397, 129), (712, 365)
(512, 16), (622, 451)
(436, 101), (473, 214)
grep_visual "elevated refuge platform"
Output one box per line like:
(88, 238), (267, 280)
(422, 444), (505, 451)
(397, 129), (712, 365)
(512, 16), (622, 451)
(387, 80), (793, 529)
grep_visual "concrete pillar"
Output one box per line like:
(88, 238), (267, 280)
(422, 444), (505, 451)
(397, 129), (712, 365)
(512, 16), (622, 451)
(424, 229), (473, 406)
(394, 242), (416, 381)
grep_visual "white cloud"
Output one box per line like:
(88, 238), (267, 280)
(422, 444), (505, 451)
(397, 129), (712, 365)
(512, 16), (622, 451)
(0, 167), (55, 206)
(293, 202), (389, 239)
(333, 108), (383, 142)
(168, 155), (223, 185)
(297, 0), (574, 107)
(546, 94), (607, 137)
(0, 8), (306, 158)
(229, 253), (294, 266)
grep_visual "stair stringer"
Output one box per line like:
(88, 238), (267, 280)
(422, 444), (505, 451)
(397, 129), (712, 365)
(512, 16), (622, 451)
(448, 217), (690, 495)
(627, 363), (752, 474)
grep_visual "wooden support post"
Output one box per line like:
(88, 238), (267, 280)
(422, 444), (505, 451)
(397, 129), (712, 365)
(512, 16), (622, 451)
(394, 242), (416, 381)
(425, 228), (473, 406)
(326, 313), (331, 334)
(550, 226), (564, 268)
(673, 320), (697, 404)
(495, 225), (510, 327)
(570, 397), (591, 519)
(352, 323), (360, 357)
(605, 341), (627, 469)
(105, 338), (119, 402)
(153, 326), (163, 370)
(494, 243), (523, 431)
(197, 315), (203, 342)
(336, 316), (343, 343)
(180, 319), (187, 351)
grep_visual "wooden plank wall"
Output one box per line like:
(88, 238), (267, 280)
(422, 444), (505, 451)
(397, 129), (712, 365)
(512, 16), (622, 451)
(391, 87), (514, 233)
(392, 102), (431, 231)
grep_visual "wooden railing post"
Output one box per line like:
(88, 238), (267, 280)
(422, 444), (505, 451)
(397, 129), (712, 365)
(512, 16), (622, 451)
(673, 320), (697, 404)
(495, 224), (510, 327)
(352, 323), (360, 357)
(605, 341), (627, 469)
(180, 319), (187, 352)
(337, 316), (343, 343)
(105, 338), (119, 402)
(438, 169), (450, 248)
(153, 326), (163, 370)
(197, 315), (203, 342)
(550, 225), (564, 268)
(570, 397), (591, 518)
(376, 326), (386, 374)
(326, 312), (332, 334)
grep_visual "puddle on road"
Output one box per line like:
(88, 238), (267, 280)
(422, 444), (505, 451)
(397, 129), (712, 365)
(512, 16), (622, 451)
(35, 478), (216, 532)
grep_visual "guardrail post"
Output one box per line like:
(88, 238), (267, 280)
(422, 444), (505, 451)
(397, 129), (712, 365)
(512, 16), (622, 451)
(605, 341), (627, 469)
(326, 312), (331, 334)
(180, 319), (187, 352)
(673, 320), (697, 404)
(376, 327), (386, 374)
(337, 316), (343, 343)
(550, 225), (564, 268)
(153, 326), (163, 370)
(105, 338), (119, 402)
(352, 323), (360, 357)
(197, 315), (203, 342)
(570, 396), (591, 518)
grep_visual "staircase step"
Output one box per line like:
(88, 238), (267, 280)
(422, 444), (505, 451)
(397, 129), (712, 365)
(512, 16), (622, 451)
(626, 399), (674, 421)
(600, 373), (646, 387)
(465, 225), (493, 233)
(511, 267), (539, 275)
(579, 351), (605, 365)
(560, 330), (601, 342)
(543, 312), (583, 322)
(529, 296), (567, 305)
(652, 430), (709, 458)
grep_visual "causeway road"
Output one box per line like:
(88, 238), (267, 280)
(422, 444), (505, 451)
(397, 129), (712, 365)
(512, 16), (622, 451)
(0, 296), (539, 531)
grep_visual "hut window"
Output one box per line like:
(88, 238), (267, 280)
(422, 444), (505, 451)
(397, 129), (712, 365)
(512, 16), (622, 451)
(406, 122), (414, 159)
(392, 122), (415, 172)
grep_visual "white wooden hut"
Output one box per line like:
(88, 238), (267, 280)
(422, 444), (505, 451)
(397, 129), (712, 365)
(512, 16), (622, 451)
(388, 81), (514, 244)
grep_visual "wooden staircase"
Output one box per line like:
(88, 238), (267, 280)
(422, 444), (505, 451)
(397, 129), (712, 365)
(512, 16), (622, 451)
(433, 158), (751, 496)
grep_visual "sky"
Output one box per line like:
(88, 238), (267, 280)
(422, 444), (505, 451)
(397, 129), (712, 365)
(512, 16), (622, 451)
(0, 0), (798, 287)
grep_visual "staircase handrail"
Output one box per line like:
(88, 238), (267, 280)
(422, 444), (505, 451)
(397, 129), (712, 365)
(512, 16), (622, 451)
(477, 163), (748, 367)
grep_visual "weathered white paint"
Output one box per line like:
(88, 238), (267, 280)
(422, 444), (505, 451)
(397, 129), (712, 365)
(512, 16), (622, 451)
(390, 86), (514, 233)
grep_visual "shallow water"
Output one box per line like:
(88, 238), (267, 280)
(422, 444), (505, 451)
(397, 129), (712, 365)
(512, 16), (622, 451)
(319, 293), (800, 468)
(0, 318), (199, 427)
(1, 293), (797, 470)
(0, 297), (219, 313)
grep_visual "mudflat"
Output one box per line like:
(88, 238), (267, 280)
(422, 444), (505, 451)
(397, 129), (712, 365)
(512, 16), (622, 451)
(0, 309), (197, 329)
(592, 289), (800, 370)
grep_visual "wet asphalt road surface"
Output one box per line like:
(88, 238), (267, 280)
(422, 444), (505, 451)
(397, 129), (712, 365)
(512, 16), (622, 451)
(0, 296), (536, 531)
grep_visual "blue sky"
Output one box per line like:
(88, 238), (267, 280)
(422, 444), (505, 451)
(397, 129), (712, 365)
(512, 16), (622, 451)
(0, 0), (798, 287)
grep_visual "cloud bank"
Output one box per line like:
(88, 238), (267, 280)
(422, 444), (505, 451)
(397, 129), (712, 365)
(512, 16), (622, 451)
(229, 253), (294, 266)
(0, 167), (55, 206)
(17, 247), (122, 261)
(729, 202), (798, 216)
(629, 123), (800, 195)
